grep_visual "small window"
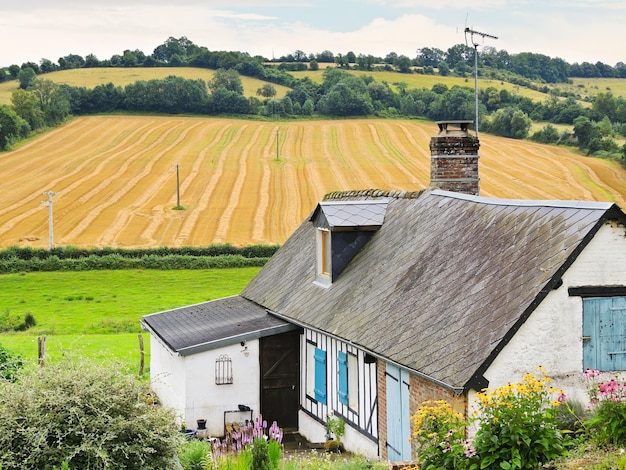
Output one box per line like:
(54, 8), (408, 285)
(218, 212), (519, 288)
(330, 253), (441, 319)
(215, 354), (233, 385)
(306, 342), (316, 398)
(583, 296), (626, 371)
(348, 352), (359, 410)
(316, 229), (331, 281)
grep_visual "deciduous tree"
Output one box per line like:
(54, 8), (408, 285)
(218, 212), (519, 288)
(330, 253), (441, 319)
(11, 89), (44, 129)
(256, 83), (277, 99)
(0, 105), (24, 150)
(208, 68), (244, 94)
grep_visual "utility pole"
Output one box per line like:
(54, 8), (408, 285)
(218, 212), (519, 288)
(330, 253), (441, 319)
(276, 130), (280, 160)
(175, 164), (180, 208)
(42, 191), (58, 250)
(172, 164), (182, 210)
(465, 27), (498, 138)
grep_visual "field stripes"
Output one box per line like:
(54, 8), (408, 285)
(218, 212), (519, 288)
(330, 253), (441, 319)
(2, 116), (626, 249)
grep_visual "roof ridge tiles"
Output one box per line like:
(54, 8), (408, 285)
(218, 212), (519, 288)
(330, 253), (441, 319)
(324, 188), (426, 201)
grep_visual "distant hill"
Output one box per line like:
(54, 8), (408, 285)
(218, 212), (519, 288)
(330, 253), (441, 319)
(5, 64), (626, 110)
(0, 67), (291, 106)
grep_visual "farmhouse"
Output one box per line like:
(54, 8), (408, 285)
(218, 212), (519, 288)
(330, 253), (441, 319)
(141, 121), (626, 462)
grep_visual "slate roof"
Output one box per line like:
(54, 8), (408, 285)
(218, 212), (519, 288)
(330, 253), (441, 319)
(141, 295), (293, 356)
(241, 189), (626, 391)
(311, 199), (389, 230)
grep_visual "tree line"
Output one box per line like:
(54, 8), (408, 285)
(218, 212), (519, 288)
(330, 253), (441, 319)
(2, 36), (626, 161)
(3, 36), (626, 85)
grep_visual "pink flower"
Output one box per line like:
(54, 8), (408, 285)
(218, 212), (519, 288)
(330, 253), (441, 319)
(600, 379), (618, 395)
(558, 392), (568, 403)
(464, 440), (476, 458)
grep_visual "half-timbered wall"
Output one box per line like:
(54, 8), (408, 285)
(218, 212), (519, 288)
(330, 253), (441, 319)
(299, 328), (379, 457)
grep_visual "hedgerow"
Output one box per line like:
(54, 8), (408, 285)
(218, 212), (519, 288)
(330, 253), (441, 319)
(0, 243), (279, 261)
(0, 244), (279, 272)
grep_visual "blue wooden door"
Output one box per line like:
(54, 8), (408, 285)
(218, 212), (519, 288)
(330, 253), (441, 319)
(583, 297), (626, 371)
(386, 364), (411, 461)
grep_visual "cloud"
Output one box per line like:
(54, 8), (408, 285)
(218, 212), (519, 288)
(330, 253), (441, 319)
(390, 0), (507, 9)
(1, 1), (625, 66)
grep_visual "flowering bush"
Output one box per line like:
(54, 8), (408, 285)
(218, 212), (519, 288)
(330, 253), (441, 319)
(583, 368), (626, 446)
(209, 415), (282, 469)
(411, 399), (473, 470)
(471, 367), (567, 470)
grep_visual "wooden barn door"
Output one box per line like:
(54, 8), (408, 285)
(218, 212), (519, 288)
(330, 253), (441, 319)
(386, 364), (412, 462)
(260, 331), (300, 429)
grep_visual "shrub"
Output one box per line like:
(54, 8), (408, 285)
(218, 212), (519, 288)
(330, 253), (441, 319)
(251, 437), (271, 470)
(471, 366), (567, 469)
(325, 415), (345, 441)
(178, 439), (213, 470)
(583, 368), (626, 447)
(0, 309), (36, 332)
(0, 342), (23, 381)
(411, 399), (471, 470)
(0, 357), (182, 469)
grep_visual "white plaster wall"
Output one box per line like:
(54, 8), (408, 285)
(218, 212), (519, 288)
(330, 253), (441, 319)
(298, 411), (379, 459)
(483, 221), (626, 406)
(342, 423), (379, 459)
(183, 339), (261, 437)
(150, 336), (186, 422)
(298, 410), (327, 444)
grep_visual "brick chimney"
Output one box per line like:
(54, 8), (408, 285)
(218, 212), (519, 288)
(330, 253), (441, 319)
(429, 120), (480, 196)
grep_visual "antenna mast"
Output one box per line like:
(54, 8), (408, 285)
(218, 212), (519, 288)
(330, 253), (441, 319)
(465, 26), (498, 137)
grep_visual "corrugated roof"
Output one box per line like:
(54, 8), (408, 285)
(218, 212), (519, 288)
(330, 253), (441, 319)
(241, 189), (625, 390)
(141, 296), (293, 356)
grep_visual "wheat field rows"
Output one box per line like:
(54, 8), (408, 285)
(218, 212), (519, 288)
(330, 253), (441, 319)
(1, 115), (626, 249)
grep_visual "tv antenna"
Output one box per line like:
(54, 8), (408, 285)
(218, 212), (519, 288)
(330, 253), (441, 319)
(465, 26), (498, 137)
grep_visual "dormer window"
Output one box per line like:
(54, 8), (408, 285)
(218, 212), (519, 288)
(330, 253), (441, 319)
(310, 199), (389, 286)
(318, 229), (332, 279)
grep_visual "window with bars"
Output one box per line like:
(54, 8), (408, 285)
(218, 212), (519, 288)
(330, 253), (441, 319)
(215, 354), (233, 385)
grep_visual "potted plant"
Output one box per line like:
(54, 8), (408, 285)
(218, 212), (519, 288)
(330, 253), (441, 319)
(324, 415), (345, 453)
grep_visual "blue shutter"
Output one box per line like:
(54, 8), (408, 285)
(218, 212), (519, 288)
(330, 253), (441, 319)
(583, 297), (626, 371)
(314, 347), (327, 404)
(338, 351), (348, 405)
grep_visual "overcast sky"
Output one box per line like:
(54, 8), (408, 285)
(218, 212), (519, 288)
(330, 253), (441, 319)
(1, 0), (624, 68)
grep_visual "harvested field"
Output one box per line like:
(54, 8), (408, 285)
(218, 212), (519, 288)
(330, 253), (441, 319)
(1, 115), (626, 249)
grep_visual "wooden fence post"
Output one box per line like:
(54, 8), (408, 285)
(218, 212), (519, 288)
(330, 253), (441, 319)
(138, 334), (144, 377)
(38, 335), (46, 367)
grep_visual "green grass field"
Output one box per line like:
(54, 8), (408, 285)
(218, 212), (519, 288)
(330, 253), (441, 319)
(0, 268), (259, 367)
